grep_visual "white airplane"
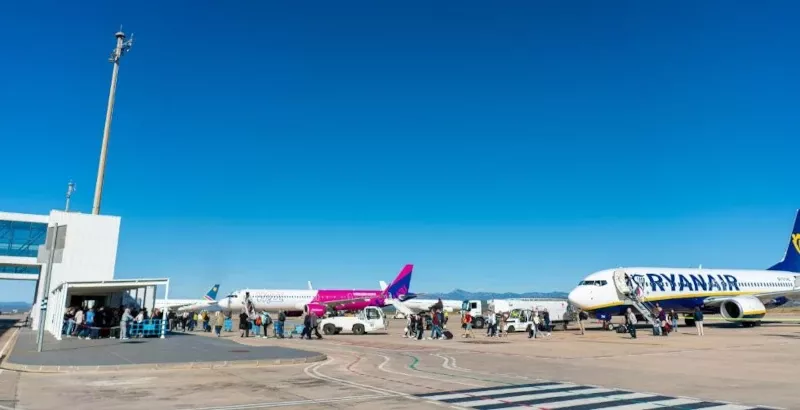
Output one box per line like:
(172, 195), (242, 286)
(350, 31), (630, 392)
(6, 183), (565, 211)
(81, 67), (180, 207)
(216, 264), (416, 317)
(568, 210), (800, 328)
(155, 284), (220, 312)
(396, 298), (463, 315)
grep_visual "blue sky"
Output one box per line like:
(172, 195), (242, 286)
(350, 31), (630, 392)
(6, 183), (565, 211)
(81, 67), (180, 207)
(1, 1), (799, 301)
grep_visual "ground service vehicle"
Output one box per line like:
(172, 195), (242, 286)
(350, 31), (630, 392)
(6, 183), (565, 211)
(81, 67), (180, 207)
(489, 299), (575, 330)
(461, 300), (487, 328)
(319, 306), (387, 335)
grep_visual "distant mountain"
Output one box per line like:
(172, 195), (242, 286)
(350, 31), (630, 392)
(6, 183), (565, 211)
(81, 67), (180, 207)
(0, 302), (30, 312)
(421, 289), (569, 301)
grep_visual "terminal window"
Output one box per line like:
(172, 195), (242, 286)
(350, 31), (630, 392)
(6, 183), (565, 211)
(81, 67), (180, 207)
(0, 264), (40, 274)
(0, 220), (48, 258)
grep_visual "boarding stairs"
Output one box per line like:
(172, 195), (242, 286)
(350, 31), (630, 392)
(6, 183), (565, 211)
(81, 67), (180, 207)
(612, 270), (659, 326)
(242, 297), (257, 318)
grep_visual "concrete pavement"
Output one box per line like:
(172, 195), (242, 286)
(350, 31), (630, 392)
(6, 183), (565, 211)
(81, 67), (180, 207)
(2, 317), (796, 409)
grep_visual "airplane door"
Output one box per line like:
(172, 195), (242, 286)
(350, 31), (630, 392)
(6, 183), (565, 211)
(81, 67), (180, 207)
(612, 269), (629, 295)
(795, 276), (800, 288)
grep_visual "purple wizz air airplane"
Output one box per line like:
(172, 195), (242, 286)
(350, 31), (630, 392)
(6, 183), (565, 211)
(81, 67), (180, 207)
(216, 264), (416, 317)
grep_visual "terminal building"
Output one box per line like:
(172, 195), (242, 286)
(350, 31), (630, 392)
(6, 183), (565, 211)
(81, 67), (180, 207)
(0, 210), (169, 338)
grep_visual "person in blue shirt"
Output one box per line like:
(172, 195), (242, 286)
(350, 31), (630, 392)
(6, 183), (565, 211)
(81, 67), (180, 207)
(83, 308), (96, 339)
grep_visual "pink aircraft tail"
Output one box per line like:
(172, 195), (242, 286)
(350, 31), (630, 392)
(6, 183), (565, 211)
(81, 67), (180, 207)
(382, 264), (413, 299)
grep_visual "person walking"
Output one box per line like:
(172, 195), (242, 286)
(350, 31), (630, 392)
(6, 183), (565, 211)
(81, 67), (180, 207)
(239, 311), (250, 337)
(214, 311), (224, 337)
(625, 307), (637, 339)
(694, 307), (704, 336)
(261, 311), (272, 338)
(669, 309), (679, 333)
(119, 308), (132, 340)
(577, 309), (588, 335)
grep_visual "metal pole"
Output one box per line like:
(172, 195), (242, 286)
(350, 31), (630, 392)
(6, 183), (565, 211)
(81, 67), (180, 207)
(36, 224), (59, 353)
(65, 181), (75, 212)
(161, 280), (170, 339)
(92, 30), (132, 215)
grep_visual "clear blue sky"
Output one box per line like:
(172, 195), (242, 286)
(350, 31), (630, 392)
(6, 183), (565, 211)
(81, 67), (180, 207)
(1, 1), (799, 301)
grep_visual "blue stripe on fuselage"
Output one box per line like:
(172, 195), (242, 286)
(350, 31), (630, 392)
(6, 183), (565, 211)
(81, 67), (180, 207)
(590, 295), (790, 321)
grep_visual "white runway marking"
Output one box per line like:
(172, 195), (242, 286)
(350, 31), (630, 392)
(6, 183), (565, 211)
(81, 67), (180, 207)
(417, 382), (782, 410)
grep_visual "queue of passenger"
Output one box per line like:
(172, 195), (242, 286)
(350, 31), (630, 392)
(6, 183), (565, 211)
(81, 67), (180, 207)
(62, 306), (165, 340)
(483, 308), (553, 339)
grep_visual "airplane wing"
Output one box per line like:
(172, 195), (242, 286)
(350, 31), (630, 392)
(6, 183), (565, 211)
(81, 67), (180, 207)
(386, 299), (414, 316)
(315, 297), (378, 309)
(702, 288), (800, 306)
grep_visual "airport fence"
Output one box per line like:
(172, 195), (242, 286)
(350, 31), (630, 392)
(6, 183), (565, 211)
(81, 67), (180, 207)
(61, 319), (170, 339)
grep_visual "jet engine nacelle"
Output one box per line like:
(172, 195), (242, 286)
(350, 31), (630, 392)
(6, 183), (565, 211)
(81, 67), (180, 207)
(303, 303), (327, 317)
(719, 296), (766, 322)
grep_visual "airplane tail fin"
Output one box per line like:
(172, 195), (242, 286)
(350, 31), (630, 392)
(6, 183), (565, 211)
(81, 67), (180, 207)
(769, 210), (800, 272)
(382, 264), (413, 299)
(205, 284), (221, 301)
(379, 281), (388, 291)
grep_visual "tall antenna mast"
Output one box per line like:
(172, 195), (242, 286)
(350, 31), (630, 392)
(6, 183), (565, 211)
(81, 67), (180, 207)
(65, 180), (76, 212)
(92, 28), (134, 215)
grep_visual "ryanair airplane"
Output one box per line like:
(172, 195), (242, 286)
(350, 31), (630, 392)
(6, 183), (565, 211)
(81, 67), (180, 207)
(568, 210), (800, 328)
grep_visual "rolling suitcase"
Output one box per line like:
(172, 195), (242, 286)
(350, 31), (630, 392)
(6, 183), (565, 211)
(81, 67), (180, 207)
(443, 330), (454, 340)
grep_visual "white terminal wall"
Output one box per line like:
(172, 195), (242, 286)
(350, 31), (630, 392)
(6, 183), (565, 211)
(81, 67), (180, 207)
(29, 210), (121, 333)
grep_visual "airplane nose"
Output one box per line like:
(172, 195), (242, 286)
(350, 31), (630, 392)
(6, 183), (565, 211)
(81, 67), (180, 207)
(568, 288), (586, 309)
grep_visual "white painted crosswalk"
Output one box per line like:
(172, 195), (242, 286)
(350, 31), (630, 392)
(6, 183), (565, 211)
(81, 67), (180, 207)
(416, 382), (781, 410)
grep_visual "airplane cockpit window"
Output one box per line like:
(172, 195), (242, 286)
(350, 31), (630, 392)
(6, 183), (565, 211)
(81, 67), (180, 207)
(579, 280), (608, 287)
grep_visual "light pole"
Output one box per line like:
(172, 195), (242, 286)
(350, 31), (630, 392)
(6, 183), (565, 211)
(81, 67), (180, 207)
(92, 29), (133, 215)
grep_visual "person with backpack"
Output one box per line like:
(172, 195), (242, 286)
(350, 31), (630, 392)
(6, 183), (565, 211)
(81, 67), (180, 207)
(275, 310), (286, 338)
(577, 309), (588, 335)
(625, 307), (637, 339)
(261, 311), (272, 338)
(253, 313), (263, 337)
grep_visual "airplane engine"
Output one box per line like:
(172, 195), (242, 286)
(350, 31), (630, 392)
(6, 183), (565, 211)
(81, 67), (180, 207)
(719, 296), (766, 325)
(303, 303), (327, 317)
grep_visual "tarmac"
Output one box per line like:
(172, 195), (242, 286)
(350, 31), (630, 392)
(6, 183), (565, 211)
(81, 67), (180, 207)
(2, 315), (799, 409)
(2, 320), (324, 372)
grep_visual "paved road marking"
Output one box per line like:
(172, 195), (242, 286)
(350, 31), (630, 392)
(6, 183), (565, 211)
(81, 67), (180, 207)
(186, 394), (387, 409)
(0, 327), (20, 359)
(417, 382), (782, 410)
